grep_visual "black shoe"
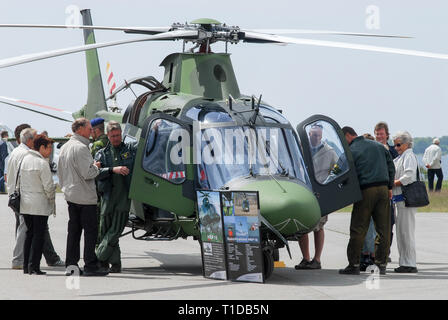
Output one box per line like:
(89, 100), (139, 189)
(83, 266), (109, 277)
(307, 259), (322, 270)
(47, 259), (65, 267)
(110, 263), (122, 273)
(23, 266), (29, 274)
(339, 265), (360, 275)
(374, 265), (386, 275)
(29, 269), (46, 275)
(360, 254), (374, 272)
(394, 266), (418, 273)
(65, 265), (83, 276)
(294, 258), (311, 270)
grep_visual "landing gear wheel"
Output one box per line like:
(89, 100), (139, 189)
(273, 248), (280, 262)
(263, 249), (274, 280)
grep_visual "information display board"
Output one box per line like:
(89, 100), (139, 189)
(197, 190), (227, 280)
(222, 191), (264, 283)
(198, 190), (264, 283)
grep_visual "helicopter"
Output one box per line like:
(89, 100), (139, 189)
(2, 9), (448, 280)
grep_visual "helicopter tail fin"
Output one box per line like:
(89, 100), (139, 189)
(73, 9), (107, 120)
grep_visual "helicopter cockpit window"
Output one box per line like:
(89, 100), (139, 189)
(259, 106), (289, 124)
(196, 111), (311, 189)
(201, 111), (233, 123)
(305, 121), (349, 185)
(185, 106), (233, 123)
(142, 119), (187, 184)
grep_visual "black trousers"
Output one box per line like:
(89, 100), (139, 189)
(23, 214), (49, 271)
(428, 169), (443, 191)
(15, 212), (61, 265)
(66, 202), (99, 271)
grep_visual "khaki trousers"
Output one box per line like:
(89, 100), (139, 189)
(347, 185), (391, 267)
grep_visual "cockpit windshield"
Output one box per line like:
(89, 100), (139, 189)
(196, 109), (311, 189)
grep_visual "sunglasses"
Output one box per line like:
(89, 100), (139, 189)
(394, 143), (403, 147)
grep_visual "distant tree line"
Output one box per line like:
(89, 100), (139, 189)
(412, 136), (448, 155)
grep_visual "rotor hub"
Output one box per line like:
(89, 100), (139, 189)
(170, 21), (244, 45)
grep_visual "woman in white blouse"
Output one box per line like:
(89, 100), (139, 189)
(20, 134), (56, 275)
(392, 131), (418, 273)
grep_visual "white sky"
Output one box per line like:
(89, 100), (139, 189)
(0, 0), (447, 138)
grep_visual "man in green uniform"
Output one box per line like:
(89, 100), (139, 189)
(94, 121), (136, 273)
(90, 118), (108, 157)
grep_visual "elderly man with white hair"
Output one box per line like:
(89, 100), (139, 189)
(423, 138), (443, 192)
(392, 131), (419, 273)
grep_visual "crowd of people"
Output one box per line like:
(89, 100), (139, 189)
(2, 117), (443, 277)
(296, 121), (441, 275)
(5, 118), (135, 276)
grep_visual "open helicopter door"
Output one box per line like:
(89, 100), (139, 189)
(129, 113), (195, 216)
(297, 115), (362, 216)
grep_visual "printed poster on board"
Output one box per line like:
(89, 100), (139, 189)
(221, 191), (264, 283)
(197, 190), (227, 280)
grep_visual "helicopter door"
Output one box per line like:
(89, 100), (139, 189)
(297, 115), (362, 216)
(129, 114), (195, 216)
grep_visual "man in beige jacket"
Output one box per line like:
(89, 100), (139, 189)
(58, 118), (108, 277)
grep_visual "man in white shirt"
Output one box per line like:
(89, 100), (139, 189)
(295, 124), (338, 270)
(423, 138), (443, 192)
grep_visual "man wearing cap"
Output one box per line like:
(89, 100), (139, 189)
(423, 138), (443, 192)
(90, 118), (108, 158)
(95, 121), (137, 273)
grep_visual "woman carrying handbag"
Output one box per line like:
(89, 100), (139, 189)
(391, 131), (425, 273)
(20, 134), (56, 275)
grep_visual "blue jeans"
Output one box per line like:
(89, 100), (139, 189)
(362, 218), (376, 254)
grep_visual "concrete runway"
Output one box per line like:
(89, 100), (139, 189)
(1, 194), (447, 300)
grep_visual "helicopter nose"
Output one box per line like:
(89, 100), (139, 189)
(226, 178), (322, 236)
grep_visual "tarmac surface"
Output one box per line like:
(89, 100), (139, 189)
(1, 194), (447, 300)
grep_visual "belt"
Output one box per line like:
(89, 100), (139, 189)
(392, 194), (404, 203)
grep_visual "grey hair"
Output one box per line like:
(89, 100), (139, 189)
(20, 128), (36, 145)
(393, 131), (413, 148)
(71, 118), (89, 133)
(106, 121), (121, 133)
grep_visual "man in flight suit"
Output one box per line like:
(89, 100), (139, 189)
(95, 121), (136, 273)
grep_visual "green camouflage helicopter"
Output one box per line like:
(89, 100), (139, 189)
(2, 9), (448, 279)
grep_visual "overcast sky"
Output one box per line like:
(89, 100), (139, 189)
(0, 0), (447, 138)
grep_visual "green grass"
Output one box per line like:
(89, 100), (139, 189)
(337, 181), (448, 213)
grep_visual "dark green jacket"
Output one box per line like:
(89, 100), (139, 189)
(95, 141), (137, 201)
(349, 136), (395, 190)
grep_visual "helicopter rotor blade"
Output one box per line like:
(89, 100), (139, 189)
(0, 95), (73, 115)
(245, 29), (412, 39)
(0, 98), (73, 123)
(0, 29), (198, 69)
(242, 32), (448, 60)
(0, 24), (171, 35)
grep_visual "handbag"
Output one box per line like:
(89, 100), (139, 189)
(8, 158), (24, 214)
(401, 158), (429, 208)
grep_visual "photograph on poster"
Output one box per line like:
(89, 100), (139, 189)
(197, 191), (223, 243)
(234, 192), (259, 216)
